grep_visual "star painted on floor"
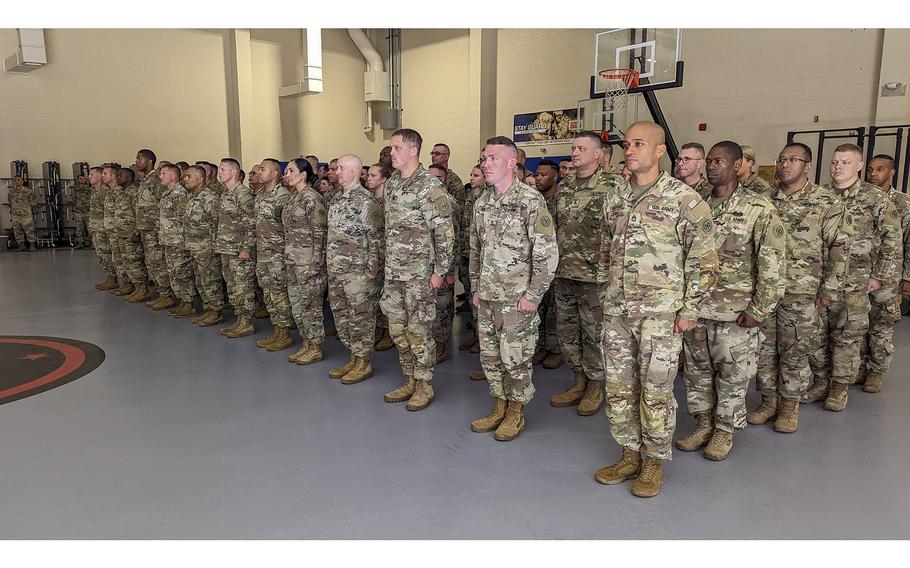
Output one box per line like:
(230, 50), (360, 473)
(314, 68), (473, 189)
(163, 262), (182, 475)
(19, 352), (49, 361)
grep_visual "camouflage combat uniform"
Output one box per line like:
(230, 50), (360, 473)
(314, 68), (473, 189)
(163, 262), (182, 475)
(8, 183), (37, 246)
(215, 181), (256, 319)
(681, 184), (786, 432)
(284, 186), (328, 346)
(159, 183), (196, 304)
(554, 168), (624, 381)
(374, 191), (389, 334)
(112, 182), (148, 285)
(536, 189), (560, 355)
(136, 169), (171, 297)
(255, 184), (293, 328)
(597, 171), (718, 460)
(89, 184), (116, 277)
(470, 179), (558, 403)
(690, 176), (712, 199)
(327, 183), (383, 358)
(446, 170), (465, 218)
(432, 186), (461, 345)
(73, 180), (92, 245)
(810, 180), (900, 385)
(185, 183), (224, 312)
(103, 185), (126, 281)
(743, 172), (774, 197)
(381, 165), (455, 383)
(459, 182), (487, 330)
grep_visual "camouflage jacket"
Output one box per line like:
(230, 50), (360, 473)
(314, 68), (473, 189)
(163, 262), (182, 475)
(326, 183), (383, 276)
(184, 186), (221, 252)
(470, 179), (558, 304)
(445, 171), (465, 221)
(323, 186), (342, 208)
(158, 184), (190, 248)
(887, 188), (910, 283)
(206, 180), (224, 194)
(73, 182), (93, 214)
(690, 176), (712, 200)
(825, 179), (900, 293)
(460, 182), (486, 263)
(597, 171), (719, 319)
(88, 185), (107, 232)
(282, 186), (327, 275)
(743, 172), (774, 197)
(112, 185), (140, 238)
(384, 165), (455, 281)
(135, 169), (165, 233)
(555, 167), (624, 282)
(102, 184), (121, 232)
(214, 181), (256, 256)
(255, 184), (292, 262)
(8, 185), (35, 217)
(769, 180), (848, 299)
(699, 184), (786, 322)
(375, 192), (387, 275)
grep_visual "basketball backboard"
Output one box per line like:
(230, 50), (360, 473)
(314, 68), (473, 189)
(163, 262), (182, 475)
(591, 28), (682, 97)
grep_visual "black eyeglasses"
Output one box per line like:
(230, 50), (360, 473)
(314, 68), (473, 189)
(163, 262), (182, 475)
(775, 157), (809, 165)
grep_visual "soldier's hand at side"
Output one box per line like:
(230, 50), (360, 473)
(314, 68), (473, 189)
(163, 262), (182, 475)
(308, 271), (319, 279)
(737, 312), (760, 328)
(816, 297), (831, 308)
(673, 317), (696, 334)
(430, 273), (444, 289)
(901, 280), (910, 296)
(239, 251), (250, 261)
(445, 274), (455, 286)
(131, 234), (140, 243)
(517, 296), (538, 313)
(472, 292), (479, 308)
(365, 272), (376, 281)
(868, 278), (882, 293)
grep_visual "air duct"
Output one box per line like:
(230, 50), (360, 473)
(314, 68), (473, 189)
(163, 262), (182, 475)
(278, 29), (324, 97)
(3, 29), (47, 74)
(348, 29), (391, 135)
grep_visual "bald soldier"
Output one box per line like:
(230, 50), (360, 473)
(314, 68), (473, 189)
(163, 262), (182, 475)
(594, 121), (718, 498)
(737, 145), (774, 196)
(381, 128), (455, 411)
(674, 142), (711, 198)
(89, 167), (119, 289)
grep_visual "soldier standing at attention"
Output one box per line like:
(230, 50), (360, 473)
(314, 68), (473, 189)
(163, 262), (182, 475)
(428, 163), (460, 363)
(157, 163), (198, 319)
(468, 136), (558, 441)
(594, 121), (718, 498)
(325, 154), (383, 384)
(183, 165), (225, 327)
(73, 174), (92, 249)
(530, 159), (562, 369)
(113, 167), (151, 303)
(215, 158), (257, 338)
(89, 167), (118, 289)
(8, 175), (37, 251)
(674, 142), (711, 198)
(254, 158), (295, 352)
(458, 164), (487, 355)
(135, 150), (174, 310)
(806, 144), (899, 411)
(381, 128), (455, 411)
(550, 132), (624, 416)
(366, 163), (395, 352)
(102, 165), (131, 294)
(430, 143), (466, 217)
(678, 141), (785, 461)
(746, 143), (849, 431)
(737, 145), (774, 196)
(282, 158), (327, 365)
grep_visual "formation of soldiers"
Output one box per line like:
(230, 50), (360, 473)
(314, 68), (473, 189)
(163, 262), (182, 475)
(72, 122), (907, 498)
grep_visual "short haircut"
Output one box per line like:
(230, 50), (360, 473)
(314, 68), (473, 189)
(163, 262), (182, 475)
(559, 159), (570, 165)
(102, 163), (120, 172)
(515, 164), (528, 179)
(371, 162), (393, 179)
(871, 154), (896, 168)
(537, 159), (559, 172)
(603, 144), (614, 157)
(485, 135), (519, 158)
(262, 158), (281, 172)
(120, 168), (136, 185)
(575, 130), (604, 149)
(176, 161), (190, 171)
(428, 163), (448, 175)
(187, 165), (207, 180)
(220, 158), (241, 174)
(289, 157), (317, 184)
(89, 166), (103, 174)
(161, 163), (182, 180)
(137, 149), (157, 165)
(393, 128), (423, 153)
(304, 154), (318, 161)
(433, 143), (450, 153)
(834, 143), (863, 158)
(784, 142), (813, 162)
(680, 142), (706, 158)
(711, 140), (744, 162)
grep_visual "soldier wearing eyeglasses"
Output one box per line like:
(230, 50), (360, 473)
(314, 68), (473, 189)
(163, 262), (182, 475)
(674, 142), (711, 198)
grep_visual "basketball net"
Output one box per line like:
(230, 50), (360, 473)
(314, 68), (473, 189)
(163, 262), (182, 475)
(597, 68), (640, 111)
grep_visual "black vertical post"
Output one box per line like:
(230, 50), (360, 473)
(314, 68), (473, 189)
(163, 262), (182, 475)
(642, 90), (678, 163)
(816, 132), (825, 184)
(899, 128), (909, 193)
(866, 126), (878, 165)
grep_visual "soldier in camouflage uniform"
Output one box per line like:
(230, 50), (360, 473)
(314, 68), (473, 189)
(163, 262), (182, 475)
(254, 158), (295, 352)
(73, 174), (92, 248)
(282, 159), (328, 365)
(101, 165), (131, 294)
(428, 163), (461, 363)
(458, 165), (486, 354)
(594, 122), (718, 498)
(366, 163), (394, 351)
(325, 155), (383, 384)
(157, 164), (198, 319)
(215, 158), (258, 338)
(135, 151), (174, 310)
(678, 142), (786, 461)
(551, 133), (624, 417)
(806, 144), (900, 411)
(468, 136), (559, 441)
(674, 142), (711, 199)
(381, 129), (455, 411)
(8, 175), (37, 251)
(88, 167), (118, 289)
(112, 168), (150, 302)
(738, 145), (775, 196)
(861, 154), (910, 392)
(430, 143), (465, 214)
(746, 143), (849, 432)
(531, 160), (562, 369)
(182, 165), (224, 327)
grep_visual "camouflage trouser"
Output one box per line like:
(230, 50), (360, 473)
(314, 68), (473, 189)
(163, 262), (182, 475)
(380, 279), (436, 382)
(754, 314), (778, 397)
(810, 291), (869, 385)
(92, 230), (117, 278)
(74, 212), (90, 245)
(555, 278), (604, 380)
(862, 287), (902, 375)
(683, 319), (760, 432)
(164, 245), (196, 303)
(221, 253), (255, 318)
(288, 266), (326, 345)
(142, 230), (171, 296)
(11, 212), (36, 245)
(602, 313), (679, 461)
(772, 293), (819, 401)
(190, 249), (224, 312)
(328, 270), (380, 358)
(256, 257), (292, 328)
(535, 285), (559, 353)
(478, 299), (538, 404)
(432, 283), (455, 343)
(459, 256), (475, 329)
(116, 233), (148, 285)
(110, 231), (128, 281)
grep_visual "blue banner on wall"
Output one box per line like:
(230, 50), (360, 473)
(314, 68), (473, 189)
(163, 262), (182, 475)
(513, 109), (579, 147)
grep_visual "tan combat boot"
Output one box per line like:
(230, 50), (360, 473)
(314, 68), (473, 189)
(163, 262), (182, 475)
(542, 352), (562, 369)
(802, 376), (829, 404)
(863, 372), (884, 393)
(329, 355), (357, 379)
(703, 429), (734, 461)
(145, 296), (160, 307)
(152, 295), (176, 311)
(125, 285), (142, 302)
(675, 412), (714, 451)
(854, 363), (867, 385)
(406, 380), (435, 411)
(384, 377), (417, 403)
(435, 340), (447, 363)
(95, 276), (118, 290)
(550, 371), (587, 408)
(296, 343), (324, 365)
(265, 326), (294, 351)
(192, 311), (208, 324)
(773, 399), (800, 433)
(254, 304), (270, 319)
(577, 379), (605, 416)
(288, 341), (311, 363)
(532, 349), (547, 365)
(459, 333), (478, 351)
(197, 310), (223, 327)
(169, 301), (197, 318)
(746, 393), (778, 425)
(823, 381), (849, 412)
(631, 456), (665, 498)
(594, 448), (642, 485)
(470, 397), (508, 432)
(219, 316), (241, 335)
(469, 369), (486, 381)
(493, 401), (525, 441)
(375, 330), (395, 351)
(113, 282), (135, 296)
(128, 284), (151, 303)
(256, 326), (279, 348)
(342, 357), (374, 385)
(225, 316), (255, 338)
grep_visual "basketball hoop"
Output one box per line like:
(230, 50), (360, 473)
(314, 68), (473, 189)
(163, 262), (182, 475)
(597, 68), (640, 110)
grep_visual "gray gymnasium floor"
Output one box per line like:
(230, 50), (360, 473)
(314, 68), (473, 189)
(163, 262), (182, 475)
(2, 248), (909, 540)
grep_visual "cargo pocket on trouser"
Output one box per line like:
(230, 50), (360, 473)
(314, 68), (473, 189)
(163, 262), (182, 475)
(641, 324), (680, 460)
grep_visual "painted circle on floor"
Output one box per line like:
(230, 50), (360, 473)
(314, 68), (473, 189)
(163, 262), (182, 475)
(0, 336), (105, 405)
